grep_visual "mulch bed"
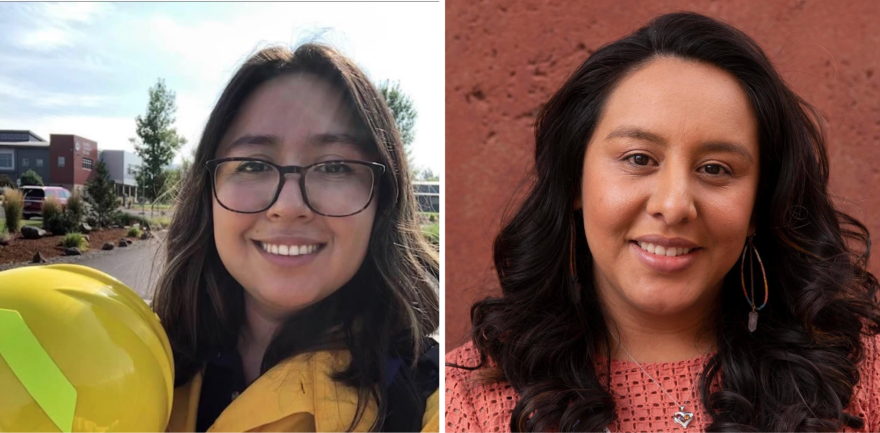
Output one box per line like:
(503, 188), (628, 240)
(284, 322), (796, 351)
(0, 228), (139, 266)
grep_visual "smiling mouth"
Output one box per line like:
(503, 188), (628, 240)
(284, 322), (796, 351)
(256, 241), (325, 257)
(631, 241), (701, 257)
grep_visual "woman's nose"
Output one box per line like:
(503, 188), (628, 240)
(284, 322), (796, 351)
(645, 164), (697, 226)
(267, 174), (313, 220)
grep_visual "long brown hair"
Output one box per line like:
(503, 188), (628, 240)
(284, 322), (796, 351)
(456, 12), (880, 432)
(151, 44), (438, 430)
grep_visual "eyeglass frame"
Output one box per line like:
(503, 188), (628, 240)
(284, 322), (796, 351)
(206, 157), (386, 217)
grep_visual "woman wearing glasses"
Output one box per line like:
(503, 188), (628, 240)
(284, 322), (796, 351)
(154, 44), (439, 432)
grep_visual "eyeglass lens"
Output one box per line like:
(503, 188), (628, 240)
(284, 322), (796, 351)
(213, 160), (377, 216)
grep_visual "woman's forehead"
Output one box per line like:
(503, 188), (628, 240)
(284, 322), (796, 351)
(594, 57), (759, 155)
(217, 74), (370, 157)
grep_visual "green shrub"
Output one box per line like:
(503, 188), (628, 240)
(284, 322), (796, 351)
(66, 191), (86, 227)
(422, 223), (439, 246)
(114, 212), (151, 228)
(61, 232), (88, 250)
(127, 226), (142, 238)
(43, 197), (75, 235)
(2, 189), (24, 233)
(19, 169), (44, 186)
(149, 216), (171, 229)
(0, 174), (14, 189)
(41, 196), (63, 220)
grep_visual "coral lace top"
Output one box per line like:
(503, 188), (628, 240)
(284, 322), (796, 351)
(446, 335), (880, 432)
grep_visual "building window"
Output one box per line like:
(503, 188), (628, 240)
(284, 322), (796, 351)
(22, 158), (29, 167)
(58, 156), (65, 167)
(36, 159), (43, 167)
(0, 150), (13, 169)
(0, 132), (27, 142)
(83, 158), (93, 170)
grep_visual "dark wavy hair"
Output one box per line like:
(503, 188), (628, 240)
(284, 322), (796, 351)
(151, 44), (439, 431)
(456, 12), (880, 432)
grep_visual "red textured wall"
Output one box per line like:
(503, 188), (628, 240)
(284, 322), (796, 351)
(446, 0), (880, 351)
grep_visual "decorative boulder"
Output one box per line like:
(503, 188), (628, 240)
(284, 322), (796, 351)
(32, 252), (47, 263)
(0, 234), (11, 246)
(64, 247), (82, 256)
(80, 223), (92, 234)
(118, 239), (129, 248)
(125, 239), (133, 245)
(140, 231), (152, 240)
(102, 242), (115, 251)
(21, 226), (46, 239)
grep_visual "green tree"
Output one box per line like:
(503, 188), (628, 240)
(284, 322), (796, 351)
(132, 78), (187, 201)
(19, 169), (44, 186)
(378, 80), (418, 174)
(0, 174), (14, 189)
(418, 167), (439, 181)
(84, 160), (118, 227)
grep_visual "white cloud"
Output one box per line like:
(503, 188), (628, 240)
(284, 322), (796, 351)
(0, 77), (111, 109)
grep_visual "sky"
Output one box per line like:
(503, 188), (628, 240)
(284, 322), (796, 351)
(0, 2), (444, 173)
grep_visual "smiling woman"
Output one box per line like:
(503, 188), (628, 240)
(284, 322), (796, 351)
(151, 44), (439, 432)
(446, 12), (880, 433)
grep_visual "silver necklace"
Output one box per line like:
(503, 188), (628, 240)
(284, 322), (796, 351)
(610, 332), (708, 429)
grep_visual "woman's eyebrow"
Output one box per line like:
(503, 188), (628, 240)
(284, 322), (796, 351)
(605, 126), (754, 163)
(221, 134), (279, 154)
(307, 132), (364, 147)
(221, 132), (363, 153)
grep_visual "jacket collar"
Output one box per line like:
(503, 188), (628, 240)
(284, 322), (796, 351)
(170, 350), (378, 432)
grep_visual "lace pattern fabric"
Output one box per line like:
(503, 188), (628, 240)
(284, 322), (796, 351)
(446, 335), (880, 432)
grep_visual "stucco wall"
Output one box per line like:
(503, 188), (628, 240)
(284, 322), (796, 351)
(446, 0), (880, 351)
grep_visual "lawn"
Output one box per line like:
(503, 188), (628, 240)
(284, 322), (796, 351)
(0, 218), (42, 233)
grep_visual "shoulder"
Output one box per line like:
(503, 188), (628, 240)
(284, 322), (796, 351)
(445, 341), (518, 432)
(846, 332), (880, 432)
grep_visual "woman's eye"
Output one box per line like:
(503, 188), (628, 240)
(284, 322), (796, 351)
(236, 161), (270, 172)
(317, 162), (354, 174)
(700, 164), (730, 176)
(625, 154), (654, 166)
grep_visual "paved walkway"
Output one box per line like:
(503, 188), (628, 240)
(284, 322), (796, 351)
(76, 232), (167, 302)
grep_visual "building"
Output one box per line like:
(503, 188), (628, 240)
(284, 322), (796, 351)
(413, 181), (440, 213)
(0, 130), (51, 185)
(49, 134), (99, 194)
(99, 150), (142, 201)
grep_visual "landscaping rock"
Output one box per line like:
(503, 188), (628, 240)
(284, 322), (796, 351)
(21, 226), (47, 239)
(140, 231), (152, 240)
(0, 235), (10, 246)
(32, 252), (47, 263)
(80, 223), (92, 234)
(118, 239), (129, 248)
(125, 239), (133, 245)
(64, 247), (82, 256)
(84, 235), (90, 243)
(102, 242), (115, 251)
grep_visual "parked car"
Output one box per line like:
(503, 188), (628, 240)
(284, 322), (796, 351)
(22, 186), (72, 219)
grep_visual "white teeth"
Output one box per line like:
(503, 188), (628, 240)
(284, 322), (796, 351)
(636, 242), (695, 257)
(260, 242), (321, 257)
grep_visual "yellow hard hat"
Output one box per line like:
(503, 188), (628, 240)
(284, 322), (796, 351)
(0, 264), (174, 432)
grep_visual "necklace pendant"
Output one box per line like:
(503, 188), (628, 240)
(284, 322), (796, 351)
(748, 310), (759, 332)
(673, 410), (694, 429)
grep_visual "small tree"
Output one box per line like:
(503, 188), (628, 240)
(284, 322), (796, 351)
(132, 78), (187, 202)
(378, 80), (418, 174)
(84, 161), (118, 227)
(19, 169), (44, 186)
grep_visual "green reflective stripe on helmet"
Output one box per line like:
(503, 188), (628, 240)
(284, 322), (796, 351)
(0, 308), (77, 433)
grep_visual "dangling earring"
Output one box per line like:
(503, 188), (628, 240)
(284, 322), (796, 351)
(570, 215), (581, 291)
(740, 233), (768, 332)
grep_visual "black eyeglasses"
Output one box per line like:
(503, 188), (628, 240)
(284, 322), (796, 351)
(206, 157), (385, 217)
